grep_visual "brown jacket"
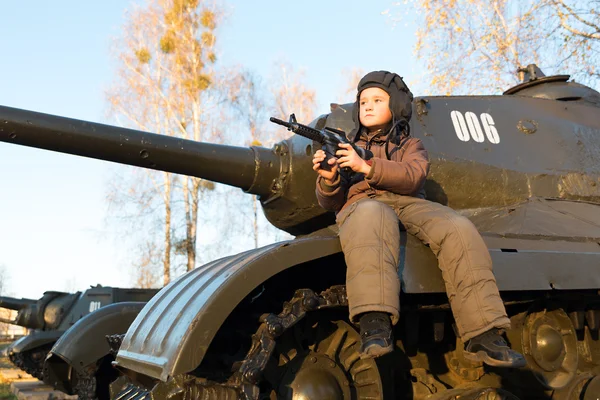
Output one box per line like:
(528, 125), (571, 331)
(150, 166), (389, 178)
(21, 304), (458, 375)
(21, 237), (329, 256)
(315, 131), (430, 212)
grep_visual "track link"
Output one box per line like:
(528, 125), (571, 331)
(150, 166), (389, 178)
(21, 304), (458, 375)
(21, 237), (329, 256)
(112, 285), (348, 400)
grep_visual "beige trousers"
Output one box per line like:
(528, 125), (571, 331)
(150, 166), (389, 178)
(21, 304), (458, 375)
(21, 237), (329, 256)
(336, 193), (511, 341)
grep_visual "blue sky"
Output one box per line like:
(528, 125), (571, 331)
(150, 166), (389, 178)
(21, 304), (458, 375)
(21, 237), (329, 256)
(0, 0), (420, 299)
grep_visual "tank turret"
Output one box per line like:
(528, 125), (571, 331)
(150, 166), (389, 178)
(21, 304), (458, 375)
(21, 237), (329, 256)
(2, 66), (600, 235)
(505, 63), (600, 107)
(2, 286), (158, 381)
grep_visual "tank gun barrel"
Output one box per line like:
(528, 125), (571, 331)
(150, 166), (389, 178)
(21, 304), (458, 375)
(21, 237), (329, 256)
(0, 105), (280, 199)
(0, 296), (37, 311)
(0, 105), (337, 235)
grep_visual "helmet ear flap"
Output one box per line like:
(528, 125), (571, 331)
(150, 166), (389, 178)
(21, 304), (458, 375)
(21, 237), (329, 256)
(392, 75), (413, 99)
(391, 75), (413, 122)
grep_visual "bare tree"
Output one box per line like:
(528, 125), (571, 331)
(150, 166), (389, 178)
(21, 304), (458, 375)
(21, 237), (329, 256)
(339, 67), (365, 103)
(107, 1), (176, 285)
(549, 0), (600, 83)
(389, 0), (599, 94)
(132, 241), (162, 288)
(266, 61), (317, 243)
(269, 61), (317, 129)
(226, 64), (317, 247)
(228, 70), (267, 248)
(106, 168), (171, 286)
(408, 0), (548, 94)
(0, 266), (11, 338)
(159, 0), (223, 272)
(107, 0), (224, 283)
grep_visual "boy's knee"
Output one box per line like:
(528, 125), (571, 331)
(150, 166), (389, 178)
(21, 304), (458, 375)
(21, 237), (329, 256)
(354, 199), (396, 220)
(433, 212), (475, 237)
(449, 213), (475, 232)
(420, 212), (477, 249)
(339, 200), (399, 245)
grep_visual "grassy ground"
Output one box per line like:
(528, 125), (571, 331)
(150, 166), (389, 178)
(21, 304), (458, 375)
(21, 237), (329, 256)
(0, 341), (20, 400)
(0, 343), (14, 369)
(0, 383), (17, 400)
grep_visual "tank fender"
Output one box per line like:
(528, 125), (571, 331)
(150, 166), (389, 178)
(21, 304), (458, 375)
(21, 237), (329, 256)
(7, 331), (63, 354)
(114, 226), (600, 382)
(43, 302), (147, 393)
(115, 236), (342, 382)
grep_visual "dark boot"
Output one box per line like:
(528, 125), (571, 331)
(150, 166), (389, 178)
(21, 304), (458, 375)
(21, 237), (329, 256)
(358, 312), (394, 359)
(464, 328), (526, 368)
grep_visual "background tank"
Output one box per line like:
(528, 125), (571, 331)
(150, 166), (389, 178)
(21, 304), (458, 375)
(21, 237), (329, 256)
(0, 64), (599, 399)
(1, 285), (158, 380)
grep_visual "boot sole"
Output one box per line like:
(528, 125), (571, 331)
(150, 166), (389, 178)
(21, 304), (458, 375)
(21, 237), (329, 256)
(463, 350), (527, 368)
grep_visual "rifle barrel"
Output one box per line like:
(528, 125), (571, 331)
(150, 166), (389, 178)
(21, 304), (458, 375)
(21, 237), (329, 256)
(270, 117), (325, 144)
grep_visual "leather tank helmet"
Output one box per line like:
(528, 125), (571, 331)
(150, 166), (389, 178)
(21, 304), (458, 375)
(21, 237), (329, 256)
(347, 71), (414, 158)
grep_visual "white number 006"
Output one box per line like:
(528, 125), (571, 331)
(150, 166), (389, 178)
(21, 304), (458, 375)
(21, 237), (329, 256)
(450, 111), (500, 144)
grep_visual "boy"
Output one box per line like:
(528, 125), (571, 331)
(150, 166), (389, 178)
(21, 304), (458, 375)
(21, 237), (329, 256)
(313, 70), (525, 367)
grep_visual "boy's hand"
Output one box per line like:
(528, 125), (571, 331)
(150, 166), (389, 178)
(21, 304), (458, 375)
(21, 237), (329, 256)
(312, 149), (339, 182)
(336, 143), (371, 175)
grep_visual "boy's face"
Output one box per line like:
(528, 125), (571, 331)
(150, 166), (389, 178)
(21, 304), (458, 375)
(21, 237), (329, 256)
(359, 87), (392, 132)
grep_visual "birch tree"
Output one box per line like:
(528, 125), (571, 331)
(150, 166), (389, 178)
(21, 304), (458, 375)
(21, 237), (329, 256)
(107, 2), (175, 285)
(389, 0), (599, 94)
(228, 70), (267, 248)
(132, 241), (162, 288)
(107, 0), (223, 284)
(159, 0), (222, 272)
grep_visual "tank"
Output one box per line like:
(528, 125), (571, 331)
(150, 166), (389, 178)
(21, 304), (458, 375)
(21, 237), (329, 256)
(1, 286), (158, 380)
(0, 64), (599, 399)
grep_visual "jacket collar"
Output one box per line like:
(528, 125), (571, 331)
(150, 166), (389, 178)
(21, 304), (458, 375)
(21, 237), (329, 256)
(358, 127), (391, 143)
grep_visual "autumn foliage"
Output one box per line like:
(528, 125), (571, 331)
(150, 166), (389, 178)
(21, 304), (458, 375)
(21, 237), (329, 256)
(391, 0), (599, 94)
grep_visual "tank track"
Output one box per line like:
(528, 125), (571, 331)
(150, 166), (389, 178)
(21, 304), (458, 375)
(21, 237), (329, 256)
(8, 344), (53, 380)
(73, 372), (97, 400)
(110, 289), (600, 399)
(112, 285), (349, 400)
(69, 334), (127, 400)
(106, 334), (125, 357)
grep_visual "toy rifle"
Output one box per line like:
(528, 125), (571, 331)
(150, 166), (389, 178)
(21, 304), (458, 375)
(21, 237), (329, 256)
(270, 114), (373, 177)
